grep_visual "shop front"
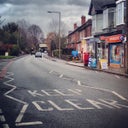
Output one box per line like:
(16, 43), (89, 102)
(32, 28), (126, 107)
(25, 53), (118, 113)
(102, 34), (125, 68)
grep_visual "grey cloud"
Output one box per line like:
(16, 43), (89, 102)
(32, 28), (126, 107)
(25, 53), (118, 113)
(0, 0), (91, 36)
(0, 0), (65, 5)
(0, 0), (90, 6)
(67, 0), (90, 7)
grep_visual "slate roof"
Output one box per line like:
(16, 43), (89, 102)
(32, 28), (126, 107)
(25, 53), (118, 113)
(88, 0), (116, 15)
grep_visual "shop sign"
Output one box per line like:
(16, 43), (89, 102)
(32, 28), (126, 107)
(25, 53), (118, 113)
(100, 34), (123, 43)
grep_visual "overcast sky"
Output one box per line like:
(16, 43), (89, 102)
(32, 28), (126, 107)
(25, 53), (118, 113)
(0, 0), (91, 37)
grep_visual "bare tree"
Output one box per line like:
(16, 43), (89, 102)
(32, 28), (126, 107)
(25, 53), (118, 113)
(27, 24), (44, 49)
(48, 19), (67, 36)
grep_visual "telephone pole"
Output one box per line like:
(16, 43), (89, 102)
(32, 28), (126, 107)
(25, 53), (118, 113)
(126, 0), (128, 73)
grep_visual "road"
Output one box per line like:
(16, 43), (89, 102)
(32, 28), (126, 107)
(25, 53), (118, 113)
(0, 55), (128, 128)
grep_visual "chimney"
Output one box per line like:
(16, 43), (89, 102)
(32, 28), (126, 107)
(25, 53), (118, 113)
(81, 16), (86, 25)
(74, 23), (77, 30)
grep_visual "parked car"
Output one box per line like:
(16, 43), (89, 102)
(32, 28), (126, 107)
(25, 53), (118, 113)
(35, 52), (42, 58)
(31, 51), (35, 55)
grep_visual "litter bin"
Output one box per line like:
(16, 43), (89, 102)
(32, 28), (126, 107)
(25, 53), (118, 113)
(83, 52), (89, 66)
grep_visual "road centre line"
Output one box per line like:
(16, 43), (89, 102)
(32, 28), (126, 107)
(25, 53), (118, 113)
(77, 80), (81, 86)
(48, 70), (127, 102)
(49, 70), (53, 74)
(59, 74), (63, 78)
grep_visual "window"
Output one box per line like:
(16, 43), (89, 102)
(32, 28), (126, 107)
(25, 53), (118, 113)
(103, 8), (116, 29)
(103, 9), (108, 28)
(92, 14), (103, 34)
(92, 15), (96, 34)
(108, 8), (116, 27)
(96, 14), (103, 32)
(116, 1), (125, 25)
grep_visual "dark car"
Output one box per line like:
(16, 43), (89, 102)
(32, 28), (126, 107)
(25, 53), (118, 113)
(31, 51), (35, 55)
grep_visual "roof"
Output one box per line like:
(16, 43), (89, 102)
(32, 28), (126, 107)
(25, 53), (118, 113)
(88, 0), (116, 15)
(68, 19), (92, 36)
(78, 19), (92, 31)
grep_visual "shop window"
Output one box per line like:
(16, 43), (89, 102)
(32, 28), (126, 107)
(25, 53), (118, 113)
(110, 44), (124, 66)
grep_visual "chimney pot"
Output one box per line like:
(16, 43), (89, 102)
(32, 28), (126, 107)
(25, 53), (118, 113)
(81, 16), (86, 25)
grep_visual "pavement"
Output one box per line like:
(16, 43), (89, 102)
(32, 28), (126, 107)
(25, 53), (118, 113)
(49, 57), (128, 78)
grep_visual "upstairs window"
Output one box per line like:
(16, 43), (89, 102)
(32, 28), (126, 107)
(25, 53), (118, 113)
(103, 8), (116, 29)
(116, 0), (126, 25)
(92, 14), (103, 35)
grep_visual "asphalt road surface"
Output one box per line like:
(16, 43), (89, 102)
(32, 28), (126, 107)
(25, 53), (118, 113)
(0, 55), (128, 128)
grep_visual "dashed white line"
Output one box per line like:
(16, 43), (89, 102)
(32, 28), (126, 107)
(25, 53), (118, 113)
(49, 70), (53, 74)
(77, 80), (81, 86)
(59, 74), (63, 78)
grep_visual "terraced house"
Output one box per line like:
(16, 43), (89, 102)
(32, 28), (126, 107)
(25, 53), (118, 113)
(88, 0), (126, 69)
(67, 0), (126, 70)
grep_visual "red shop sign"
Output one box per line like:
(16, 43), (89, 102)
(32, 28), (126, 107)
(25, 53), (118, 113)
(100, 34), (123, 43)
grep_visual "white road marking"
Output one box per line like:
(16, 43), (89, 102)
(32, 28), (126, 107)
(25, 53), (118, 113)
(4, 73), (27, 104)
(86, 99), (114, 109)
(15, 104), (28, 123)
(3, 72), (43, 126)
(59, 74), (63, 78)
(112, 91), (127, 101)
(16, 104), (43, 126)
(68, 89), (81, 95)
(65, 99), (94, 110)
(49, 70), (53, 73)
(115, 75), (120, 79)
(32, 101), (53, 111)
(54, 89), (73, 96)
(16, 121), (43, 126)
(77, 80), (81, 86)
(0, 108), (10, 128)
(48, 100), (74, 111)
(28, 90), (44, 97)
(2, 124), (10, 128)
(0, 115), (6, 122)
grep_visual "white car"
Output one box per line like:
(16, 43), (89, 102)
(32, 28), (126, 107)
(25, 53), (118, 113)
(35, 52), (42, 58)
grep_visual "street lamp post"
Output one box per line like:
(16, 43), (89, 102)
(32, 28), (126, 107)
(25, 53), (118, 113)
(48, 11), (61, 58)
